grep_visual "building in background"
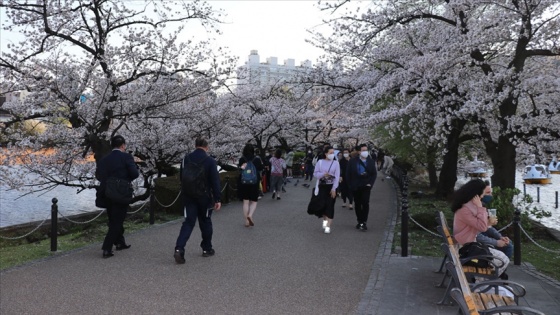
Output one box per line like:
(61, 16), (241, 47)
(237, 50), (312, 88)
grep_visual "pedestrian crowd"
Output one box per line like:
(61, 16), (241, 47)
(95, 136), (396, 263)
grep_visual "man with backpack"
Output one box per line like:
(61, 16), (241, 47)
(174, 138), (222, 264)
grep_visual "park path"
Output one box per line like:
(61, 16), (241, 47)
(1, 178), (395, 314)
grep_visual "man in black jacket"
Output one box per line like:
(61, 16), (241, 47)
(345, 144), (377, 231)
(96, 135), (140, 258)
(174, 138), (222, 264)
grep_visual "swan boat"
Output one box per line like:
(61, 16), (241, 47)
(548, 157), (560, 174)
(466, 156), (488, 178)
(523, 164), (552, 184)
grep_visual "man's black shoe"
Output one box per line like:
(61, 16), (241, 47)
(102, 250), (114, 258)
(202, 249), (215, 257)
(174, 249), (185, 264)
(115, 244), (131, 251)
(360, 223), (368, 231)
(356, 223), (362, 229)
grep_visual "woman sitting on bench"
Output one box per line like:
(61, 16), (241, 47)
(451, 179), (510, 280)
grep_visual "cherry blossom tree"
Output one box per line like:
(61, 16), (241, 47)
(0, 0), (236, 199)
(312, 0), (560, 195)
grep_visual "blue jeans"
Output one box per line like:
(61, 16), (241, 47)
(498, 242), (514, 259)
(175, 196), (213, 251)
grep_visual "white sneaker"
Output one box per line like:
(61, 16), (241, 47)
(322, 220), (328, 229)
(324, 227), (331, 234)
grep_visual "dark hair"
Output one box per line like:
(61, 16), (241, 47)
(359, 143), (368, 150)
(484, 180), (490, 186)
(274, 149), (282, 159)
(354, 145), (361, 152)
(110, 135), (126, 148)
(451, 179), (487, 212)
(242, 143), (255, 157)
(343, 148), (349, 153)
(323, 146), (334, 154)
(195, 138), (208, 148)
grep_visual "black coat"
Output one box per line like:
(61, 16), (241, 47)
(346, 156), (377, 191)
(95, 149), (140, 207)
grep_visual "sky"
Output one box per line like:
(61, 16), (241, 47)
(208, 1), (335, 67)
(0, 1), (352, 68)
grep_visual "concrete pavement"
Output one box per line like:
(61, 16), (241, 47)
(1, 177), (559, 314)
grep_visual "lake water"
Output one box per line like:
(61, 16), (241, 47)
(1, 169), (559, 230)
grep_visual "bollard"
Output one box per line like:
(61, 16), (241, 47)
(51, 198), (58, 252)
(523, 183), (526, 196)
(556, 191), (558, 209)
(149, 186), (155, 225)
(537, 187), (540, 203)
(513, 209), (521, 265)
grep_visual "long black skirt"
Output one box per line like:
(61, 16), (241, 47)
(308, 184), (336, 219)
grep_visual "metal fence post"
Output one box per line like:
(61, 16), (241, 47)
(149, 185), (155, 225)
(555, 191), (558, 209)
(401, 171), (409, 257)
(513, 208), (521, 265)
(537, 187), (540, 203)
(50, 198), (58, 252)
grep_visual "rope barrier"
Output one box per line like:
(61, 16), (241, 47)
(519, 225), (560, 254)
(0, 213), (50, 240)
(154, 191), (181, 208)
(408, 215), (441, 238)
(58, 209), (106, 224)
(126, 200), (150, 214)
(497, 221), (514, 232)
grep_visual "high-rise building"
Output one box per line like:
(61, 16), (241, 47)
(237, 50), (312, 88)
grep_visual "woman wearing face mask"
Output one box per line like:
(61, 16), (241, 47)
(338, 148), (353, 209)
(476, 181), (513, 259)
(312, 146), (340, 234)
(452, 179), (509, 278)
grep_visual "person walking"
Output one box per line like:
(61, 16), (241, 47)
(339, 148), (353, 209)
(304, 148), (314, 181)
(174, 138), (222, 264)
(285, 149), (294, 178)
(269, 149), (286, 200)
(96, 135), (139, 258)
(238, 144), (264, 227)
(346, 144), (377, 231)
(313, 146), (340, 234)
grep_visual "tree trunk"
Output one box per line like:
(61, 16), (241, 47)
(489, 134), (517, 190)
(427, 147), (438, 188)
(435, 120), (467, 198)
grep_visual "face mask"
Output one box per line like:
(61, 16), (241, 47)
(481, 195), (493, 205)
(308, 151), (311, 153)
(360, 151), (369, 158)
(343, 153), (349, 158)
(327, 154), (335, 160)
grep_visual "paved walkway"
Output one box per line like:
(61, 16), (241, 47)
(1, 178), (559, 314)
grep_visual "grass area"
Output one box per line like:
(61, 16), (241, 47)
(0, 212), (179, 271)
(393, 194), (560, 281)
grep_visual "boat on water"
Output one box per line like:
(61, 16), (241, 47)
(523, 164), (552, 184)
(548, 156), (560, 174)
(466, 156), (488, 178)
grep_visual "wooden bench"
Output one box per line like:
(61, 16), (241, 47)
(445, 244), (544, 315)
(436, 211), (505, 305)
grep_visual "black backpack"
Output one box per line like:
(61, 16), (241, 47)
(181, 154), (209, 198)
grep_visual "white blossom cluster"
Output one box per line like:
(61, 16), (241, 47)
(310, 0), (560, 189)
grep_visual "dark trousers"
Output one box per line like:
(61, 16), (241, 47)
(175, 197), (213, 251)
(304, 164), (314, 180)
(340, 181), (353, 204)
(352, 186), (372, 224)
(102, 202), (128, 251)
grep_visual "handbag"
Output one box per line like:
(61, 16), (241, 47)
(105, 177), (134, 204)
(459, 242), (492, 268)
(95, 186), (108, 208)
(318, 160), (335, 185)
